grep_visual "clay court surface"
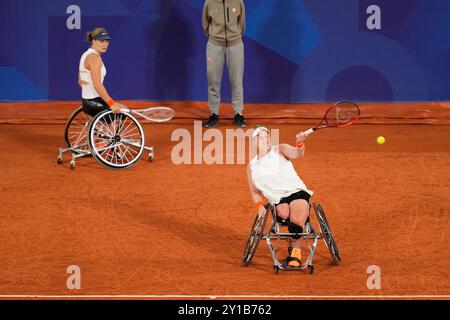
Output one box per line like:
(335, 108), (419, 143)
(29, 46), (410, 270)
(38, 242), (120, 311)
(1, 120), (450, 298)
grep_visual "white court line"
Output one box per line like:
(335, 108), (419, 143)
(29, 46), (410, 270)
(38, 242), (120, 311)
(0, 295), (449, 299)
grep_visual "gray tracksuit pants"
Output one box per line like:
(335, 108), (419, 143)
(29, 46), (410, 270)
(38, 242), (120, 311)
(206, 41), (244, 115)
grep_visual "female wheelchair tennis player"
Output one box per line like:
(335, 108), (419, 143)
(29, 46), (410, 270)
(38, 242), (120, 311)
(243, 126), (341, 273)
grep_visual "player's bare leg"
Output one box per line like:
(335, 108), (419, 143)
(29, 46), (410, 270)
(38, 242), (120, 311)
(286, 199), (309, 266)
(276, 203), (290, 220)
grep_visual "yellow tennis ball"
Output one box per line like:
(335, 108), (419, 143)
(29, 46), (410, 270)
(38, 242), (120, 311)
(377, 136), (385, 145)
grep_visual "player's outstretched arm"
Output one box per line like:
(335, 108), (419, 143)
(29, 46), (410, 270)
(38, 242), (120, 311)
(279, 143), (305, 160)
(279, 131), (308, 159)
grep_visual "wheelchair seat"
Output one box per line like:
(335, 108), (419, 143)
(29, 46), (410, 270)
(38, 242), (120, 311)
(81, 98), (109, 118)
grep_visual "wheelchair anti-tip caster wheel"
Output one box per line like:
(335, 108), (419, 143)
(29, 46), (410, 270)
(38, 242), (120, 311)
(273, 266), (279, 274)
(70, 160), (76, 170)
(308, 265), (314, 274)
(148, 152), (154, 161)
(57, 155), (63, 164)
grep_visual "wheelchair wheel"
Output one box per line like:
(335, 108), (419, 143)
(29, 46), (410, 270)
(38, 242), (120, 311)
(65, 106), (92, 154)
(313, 203), (341, 265)
(88, 110), (145, 169)
(242, 206), (269, 266)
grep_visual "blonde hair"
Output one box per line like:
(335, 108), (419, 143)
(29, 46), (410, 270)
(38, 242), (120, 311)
(86, 27), (108, 42)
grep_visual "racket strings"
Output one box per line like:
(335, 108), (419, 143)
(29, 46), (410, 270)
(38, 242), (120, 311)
(138, 107), (175, 122)
(325, 103), (360, 127)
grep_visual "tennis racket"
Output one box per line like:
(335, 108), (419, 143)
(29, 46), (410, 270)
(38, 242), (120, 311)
(303, 101), (360, 137)
(122, 106), (175, 123)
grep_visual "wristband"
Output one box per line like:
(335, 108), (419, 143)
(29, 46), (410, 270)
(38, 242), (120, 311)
(296, 141), (305, 148)
(106, 99), (115, 107)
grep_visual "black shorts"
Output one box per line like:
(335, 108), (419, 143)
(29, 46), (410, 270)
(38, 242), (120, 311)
(82, 97), (110, 118)
(277, 190), (311, 206)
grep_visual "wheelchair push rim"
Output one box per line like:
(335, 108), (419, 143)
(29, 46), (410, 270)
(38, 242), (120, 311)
(313, 203), (341, 265)
(242, 206), (269, 266)
(65, 106), (91, 154)
(88, 110), (145, 169)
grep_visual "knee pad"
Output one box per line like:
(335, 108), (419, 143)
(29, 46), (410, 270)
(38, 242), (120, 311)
(288, 222), (303, 239)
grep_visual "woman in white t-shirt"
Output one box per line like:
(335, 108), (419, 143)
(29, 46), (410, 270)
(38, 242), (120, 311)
(247, 126), (312, 267)
(78, 27), (125, 116)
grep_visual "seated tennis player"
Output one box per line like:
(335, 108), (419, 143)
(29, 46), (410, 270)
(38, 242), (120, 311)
(247, 126), (313, 267)
(79, 27), (125, 116)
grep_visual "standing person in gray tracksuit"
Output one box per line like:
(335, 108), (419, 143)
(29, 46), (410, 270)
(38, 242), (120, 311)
(202, 0), (246, 128)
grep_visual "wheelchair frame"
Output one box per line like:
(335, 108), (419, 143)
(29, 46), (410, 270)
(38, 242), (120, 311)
(242, 202), (341, 274)
(57, 106), (154, 169)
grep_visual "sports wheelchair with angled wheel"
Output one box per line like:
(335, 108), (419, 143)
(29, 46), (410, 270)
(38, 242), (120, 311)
(242, 202), (341, 274)
(57, 105), (154, 169)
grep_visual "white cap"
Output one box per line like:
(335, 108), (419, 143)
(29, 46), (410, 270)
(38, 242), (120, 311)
(252, 126), (270, 140)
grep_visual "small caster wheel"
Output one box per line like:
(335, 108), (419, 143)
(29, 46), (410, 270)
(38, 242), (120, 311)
(308, 266), (314, 274)
(70, 160), (76, 170)
(274, 266), (279, 274)
(57, 155), (63, 164)
(148, 153), (154, 161)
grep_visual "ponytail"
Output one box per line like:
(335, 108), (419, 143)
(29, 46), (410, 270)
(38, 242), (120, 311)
(86, 31), (94, 42)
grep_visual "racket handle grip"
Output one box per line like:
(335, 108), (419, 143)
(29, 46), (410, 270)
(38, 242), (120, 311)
(121, 108), (130, 113)
(304, 128), (315, 137)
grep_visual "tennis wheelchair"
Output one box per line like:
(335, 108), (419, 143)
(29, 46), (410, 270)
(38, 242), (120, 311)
(242, 202), (341, 274)
(57, 104), (174, 169)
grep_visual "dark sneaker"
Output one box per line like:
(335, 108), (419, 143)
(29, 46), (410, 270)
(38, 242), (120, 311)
(234, 113), (246, 128)
(204, 114), (219, 128)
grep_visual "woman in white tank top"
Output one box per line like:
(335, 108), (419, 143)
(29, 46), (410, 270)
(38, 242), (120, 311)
(78, 27), (126, 117)
(247, 126), (312, 267)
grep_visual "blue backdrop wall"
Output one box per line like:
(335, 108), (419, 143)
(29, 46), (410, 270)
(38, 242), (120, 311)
(1, 0), (450, 103)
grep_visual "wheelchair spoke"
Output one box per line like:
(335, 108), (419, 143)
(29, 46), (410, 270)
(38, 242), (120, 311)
(69, 133), (86, 145)
(116, 144), (125, 165)
(124, 144), (138, 156)
(69, 129), (85, 138)
(118, 117), (135, 137)
(72, 120), (87, 128)
(123, 145), (138, 164)
(113, 146), (120, 165)
(73, 125), (88, 138)
(121, 125), (139, 139)
(121, 139), (142, 149)
(116, 116), (130, 136)
(93, 133), (112, 144)
(99, 116), (115, 137)
(79, 112), (90, 123)
(74, 136), (87, 148)
(107, 113), (114, 131)
(96, 122), (111, 138)
(117, 114), (127, 135)
(124, 144), (137, 163)
(95, 143), (116, 153)
(115, 113), (125, 136)
(122, 133), (141, 146)
(95, 127), (113, 140)
(117, 144), (130, 164)
(119, 119), (138, 135)
(112, 114), (119, 135)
